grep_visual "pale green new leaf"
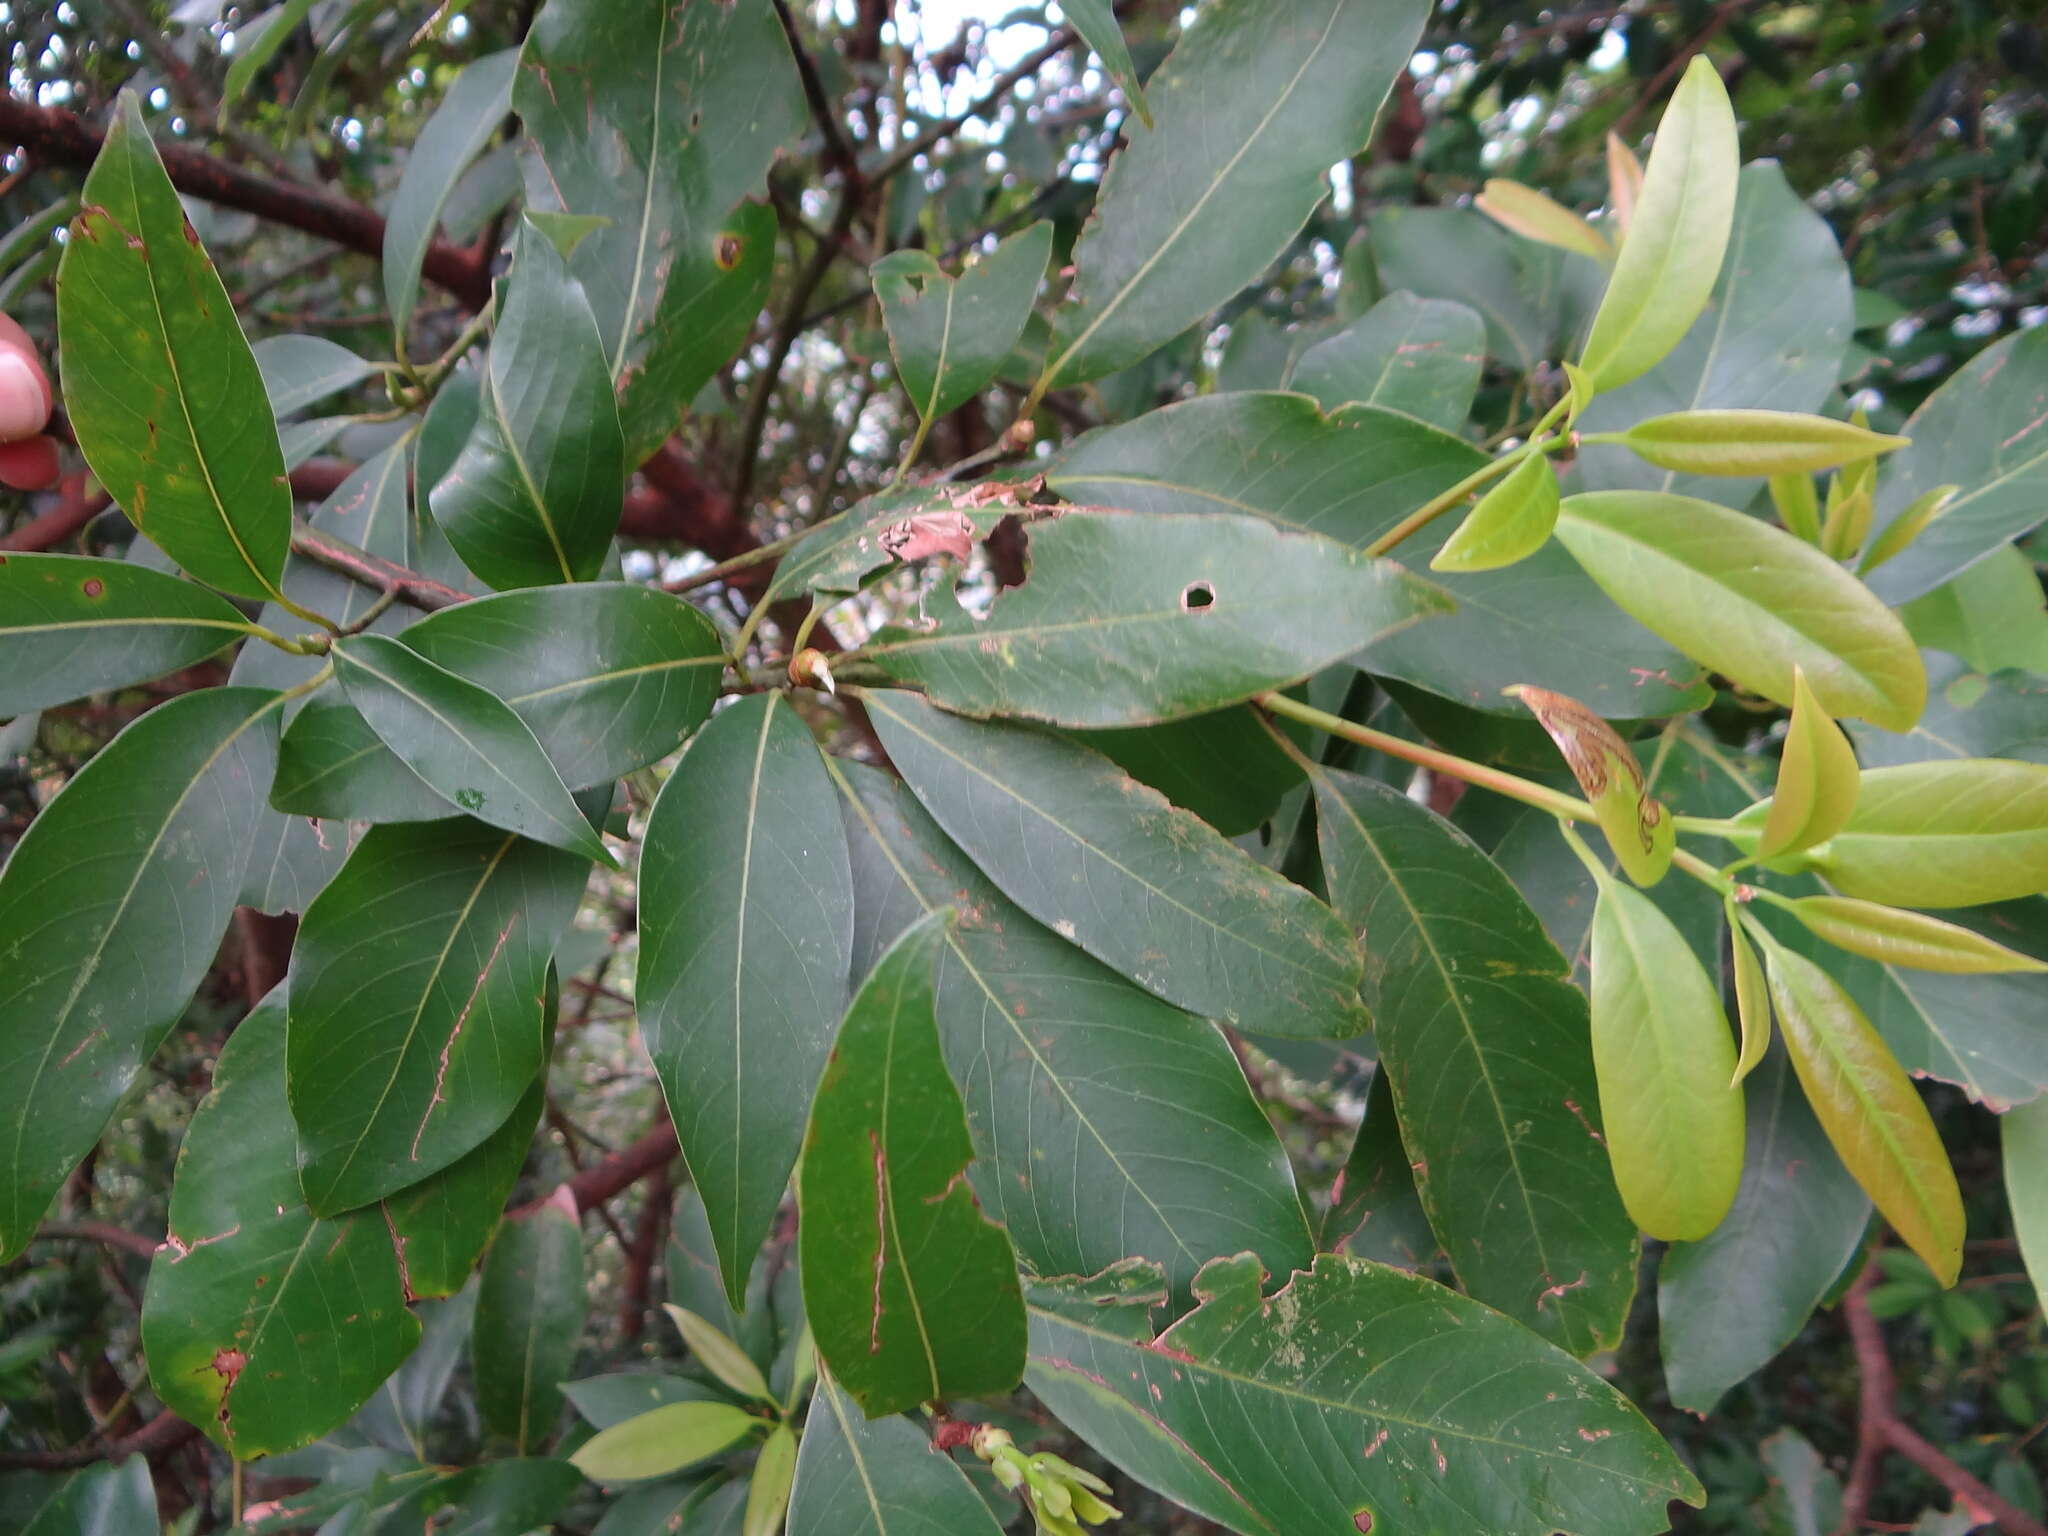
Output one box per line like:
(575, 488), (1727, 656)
(1617, 409), (1905, 478)
(1757, 667), (1861, 860)
(1431, 450), (1559, 573)
(571, 1402), (759, 1483)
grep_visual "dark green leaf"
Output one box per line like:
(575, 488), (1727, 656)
(874, 222), (1051, 425)
(1899, 549), (2048, 676)
(1313, 765), (1638, 1353)
(764, 481), (1028, 606)
(1025, 1253), (1703, 1535)
(1061, 0), (1151, 126)
(1320, 1066), (1435, 1268)
(142, 988), (419, 1458)
(384, 1076), (545, 1299)
(798, 912), (1025, 1416)
(0, 554), (249, 714)
(429, 221), (624, 590)
(252, 334), (379, 419)
(862, 509), (1448, 727)
(1865, 326), (2048, 603)
(787, 1370), (1005, 1535)
(1371, 206), (1604, 371)
(1077, 704), (1302, 837)
(835, 759), (1314, 1304)
(1042, 0), (1430, 387)
(516, 0), (804, 460)
(565, 1372), (724, 1431)
(1289, 292), (1487, 431)
(1657, 1048), (1869, 1414)
(1851, 655), (2048, 769)
(272, 691), (456, 823)
(221, 0), (316, 108)
(332, 632), (615, 864)
(476, 1189), (587, 1454)
(384, 50), (519, 330)
(869, 693), (1369, 1038)
(19, 1459), (156, 1536)
(288, 818), (587, 1214)
(638, 693), (854, 1308)
(57, 94), (291, 602)
(0, 687), (280, 1260)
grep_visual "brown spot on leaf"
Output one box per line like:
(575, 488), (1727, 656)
(713, 232), (743, 270)
(80, 578), (104, 599)
(1355, 1514), (1374, 1533)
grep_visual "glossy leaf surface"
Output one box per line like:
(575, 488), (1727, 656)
(1617, 408), (1904, 477)
(1313, 765), (1637, 1352)
(1758, 667), (1861, 860)
(873, 222), (1050, 425)
(1025, 1254), (1702, 1535)
(638, 694), (854, 1308)
(1431, 450), (1559, 573)
(870, 693), (1369, 1038)
(476, 1190), (587, 1454)
(787, 1371), (1005, 1535)
(571, 1401), (758, 1483)
(385, 1075), (546, 1300)
(57, 94), (290, 601)
(1787, 895), (2048, 974)
(1288, 292), (1487, 431)
(0, 687), (279, 1260)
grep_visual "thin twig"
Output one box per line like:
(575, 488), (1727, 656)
(31, 1220), (161, 1260)
(0, 1408), (198, 1471)
(772, 0), (861, 185)
(290, 525), (471, 612)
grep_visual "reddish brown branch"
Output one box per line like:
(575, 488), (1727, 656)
(0, 1408), (198, 1471)
(31, 1220), (161, 1260)
(1, 473), (108, 552)
(290, 526), (470, 612)
(1837, 1262), (2047, 1536)
(519, 1119), (679, 1220)
(0, 96), (492, 310)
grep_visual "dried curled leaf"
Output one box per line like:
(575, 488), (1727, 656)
(1508, 683), (1675, 886)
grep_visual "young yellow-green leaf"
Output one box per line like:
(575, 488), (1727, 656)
(1617, 409), (1906, 477)
(744, 1424), (797, 1536)
(1576, 57), (1738, 390)
(2006, 1099), (2048, 1310)
(663, 1304), (773, 1404)
(1727, 908), (1771, 1086)
(1431, 450), (1560, 573)
(1562, 359), (1596, 426)
(141, 987), (419, 1458)
(0, 554), (252, 715)
(874, 222), (1051, 429)
(1757, 932), (1964, 1285)
(1508, 684), (1674, 886)
(0, 687), (280, 1261)
(862, 508), (1449, 728)
(57, 93), (291, 602)
(1740, 760), (2048, 908)
(1060, 0), (1151, 126)
(1041, 0), (1430, 389)
(1820, 453), (1876, 561)
(1589, 877), (1744, 1240)
(1475, 178), (1613, 262)
(638, 693), (854, 1309)
(475, 1189), (587, 1454)
(1555, 489), (1926, 731)
(569, 1400), (761, 1483)
(799, 911), (1026, 1418)
(1758, 667), (1861, 860)
(331, 632), (616, 866)
(1858, 483), (1956, 575)
(1606, 131), (1643, 238)
(1786, 896), (2048, 975)
(1770, 472), (1823, 543)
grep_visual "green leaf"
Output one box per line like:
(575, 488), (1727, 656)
(476, 1189), (587, 1454)
(281, 584), (725, 815)
(862, 509), (1448, 728)
(1772, 472), (1824, 542)
(2006, 1097), (2048, 1310)
(1616, 409), (1906, 477)
(1312, 765), (1638, 1352)
(638, 693), (854, 1309)
(1077, 704), (1303, 838)
(1899, 545), (2048, 676)
(1756, 932), (1964, 1286)
(798, 911), (1026, 1417)
(1864, 326), (2048, 603)
(764, 481), (1030, 606)
(787, 1370), (1005, 1535)
(515, 0), (804, 461)
(384, 1075), (546, 1300)
(1743, 759), (2048, 908)
(1785, 895), (2048, 974)
(868, 693), (1368, 1038)
(1588, 876), (1745, 1240)
(1555, 489), (1926, 730)
(332, 632), (616, 864)
(1025, 1253), (1703, 1535)
(252, 334), (379, 419)
(142, 988), (419, 1458)
(1041, 0), (1430, 388)
(222, 0), (316, 108)
(1288, 292), (1487, 432)
(0, 554), (250, 714)
(383, 50), (518, 331)
(19, 1459), (156, 1536)
(664, 1305), (773, 1404)
(874, 223), (1051, 425)
(0, 687), (280, 1260)
(1577, 57), (1739, 390)
(1657, 1048), (1869, 1414)
(1509, 684), (1675, 886)
(57, 93), (291, 603)
(1371, 205), (1604, 372)
(571, 1401), (760, 1483)
(1729, 910), (1771, 1084)
(288, 818), (587, 1214)
(833, 760), (1314, 1305)
(429, 221), (625, 590)
(1432, 450), (1560, 573)
(1758, 667), (1862, 860)
(1475, 178), (1613, 261)
(744, 1424), (798, 1536)
(1060, 0), (1151, 126)
(1320, 1065), (1436, 1268)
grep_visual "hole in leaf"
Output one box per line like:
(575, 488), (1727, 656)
(1181, 580), (1216, 612)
